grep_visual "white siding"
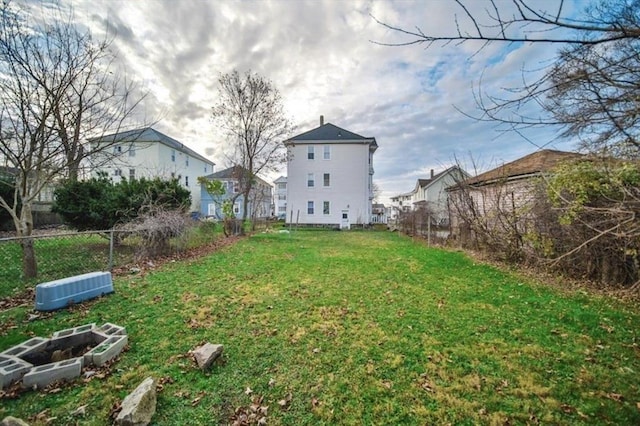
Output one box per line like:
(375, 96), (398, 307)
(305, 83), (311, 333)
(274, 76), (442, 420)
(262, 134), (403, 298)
(90, 140), (213, 211)
(287, 142), (372, 225)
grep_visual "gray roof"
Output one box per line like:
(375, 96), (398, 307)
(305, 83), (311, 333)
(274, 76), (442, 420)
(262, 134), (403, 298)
(202, 165), (271, 187)
(91, 127), (214, 166)
(285, 123), (377, 148)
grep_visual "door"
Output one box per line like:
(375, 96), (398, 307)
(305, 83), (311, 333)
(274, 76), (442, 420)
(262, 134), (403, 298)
(341, 210), (350, 230)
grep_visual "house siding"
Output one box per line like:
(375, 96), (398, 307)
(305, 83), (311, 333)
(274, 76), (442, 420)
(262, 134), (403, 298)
(89, 130), (214, 212)
(286, 142), (373, 225)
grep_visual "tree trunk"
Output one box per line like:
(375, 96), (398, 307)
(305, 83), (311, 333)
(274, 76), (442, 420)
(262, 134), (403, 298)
(21, 237), (37, 280)
(240, 189), (250, 235)
(17, 203), (37, 279)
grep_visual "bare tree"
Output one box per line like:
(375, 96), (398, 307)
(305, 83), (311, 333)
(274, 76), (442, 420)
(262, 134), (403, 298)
(373, 0), (640, 156)
(0, 0), (145, 278)
(212, 70), (291, 233)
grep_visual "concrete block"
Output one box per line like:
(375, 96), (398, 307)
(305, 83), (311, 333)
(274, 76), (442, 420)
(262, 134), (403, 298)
(0, 355), (32, 389)
(85, 335), (128, 367)
(93, 323), (127, 341)
(21, 357), (82, 389)
(50, 323), (96, 349)
(0, 337), (49, 358)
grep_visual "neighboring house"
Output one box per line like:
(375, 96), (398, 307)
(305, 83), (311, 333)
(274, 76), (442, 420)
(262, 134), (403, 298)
(200, 166), (273, 220)
(274, 176), (287, 220)
(0, 166), (61, 227)
(447, 149), (582, 242)
(88, 127), (215, 212)
(371, 203), (388, 224)
(284, 117), (378, 229)
(390, 166), (469, 225)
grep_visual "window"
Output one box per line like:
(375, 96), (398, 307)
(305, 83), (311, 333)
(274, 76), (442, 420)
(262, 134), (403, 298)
(307, 173), (315, 187)
(185, 176), (189, 187)
(128, 145), (135, 157)
(208, 203), (216, 216)
(323, 201), (330, 215)
(171, 172), (175, 178)
(278, 206), (286, 213)
(114, 168), (122, 176)
(234, 203), (240, 214)
(204, 165), (208, 173)
(277, 183), (286, 190)
(307, 201), (314, 215)
(129, 168), (135, 180)
(113, 145), (122, 154)
(278, 194), (286, 200)
(307, 146), (314, 160)
(186, 156), (189, 166)
(323, 173), (330, 187)
(171, 150), (176, 162)
(233, 183), (239, 193)
(323, 145), (330, 160)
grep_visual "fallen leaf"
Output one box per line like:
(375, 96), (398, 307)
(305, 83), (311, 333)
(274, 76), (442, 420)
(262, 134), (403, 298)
(311, 397), (320, 408)
(606, 392), (624, 402)
(560, 403), (575, 414)
(278, 393), (293, 410)
(71, 405), (87, 416)
(268, 378), (276, 387)
(245, 386), (253, 395)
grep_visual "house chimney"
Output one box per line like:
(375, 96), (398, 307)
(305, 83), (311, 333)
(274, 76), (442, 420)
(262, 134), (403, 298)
(430, 169), (434, 179)
(320, 115), (324, 126)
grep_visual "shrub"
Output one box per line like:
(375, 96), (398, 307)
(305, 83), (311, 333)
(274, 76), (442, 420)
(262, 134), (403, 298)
(53, 174), (191, 230)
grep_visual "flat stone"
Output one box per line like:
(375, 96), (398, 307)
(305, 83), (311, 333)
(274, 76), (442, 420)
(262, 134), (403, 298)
(193, 343), (223, 370)
(115, 377), (156, 426)
(1, 416), (30, 426)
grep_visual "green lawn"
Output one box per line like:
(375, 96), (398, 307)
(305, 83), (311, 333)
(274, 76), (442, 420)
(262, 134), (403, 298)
(1, 230), (639, 425)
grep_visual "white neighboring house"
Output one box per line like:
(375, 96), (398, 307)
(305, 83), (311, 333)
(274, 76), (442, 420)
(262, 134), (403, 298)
(273, 176), (287, 219)
(284, 117), (377, 228)
(88, 127), (215, 212)
(391, 166), (469, 225)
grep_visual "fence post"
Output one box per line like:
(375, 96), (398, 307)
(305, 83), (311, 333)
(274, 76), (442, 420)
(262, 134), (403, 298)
(108, 229), (115, 270)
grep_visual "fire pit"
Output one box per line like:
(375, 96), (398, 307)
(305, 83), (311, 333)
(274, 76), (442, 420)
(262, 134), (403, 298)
(0, 323), (127, 390)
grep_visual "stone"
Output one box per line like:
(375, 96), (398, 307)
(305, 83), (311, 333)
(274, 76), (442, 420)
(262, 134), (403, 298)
(1, 417), (30, 426)
(115, 377), (156, 426)
(192, 343), (224, 370)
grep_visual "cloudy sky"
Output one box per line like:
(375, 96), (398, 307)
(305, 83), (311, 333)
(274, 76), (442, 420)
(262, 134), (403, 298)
(65, 0), (583, 203)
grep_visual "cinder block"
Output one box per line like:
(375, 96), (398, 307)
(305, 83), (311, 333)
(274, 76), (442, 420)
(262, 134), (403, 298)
(96, 322), (127, 336)
(0, 355), (33, 389)
(50, 323), (96, 348)
(21, 357), (83, 389)
(85, 335), (128, 367)
(0, 337), (49, 358)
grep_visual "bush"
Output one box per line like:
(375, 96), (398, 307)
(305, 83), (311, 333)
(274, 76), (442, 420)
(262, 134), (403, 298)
(118, 208), (194, 259)
(53, 174), (191, 230)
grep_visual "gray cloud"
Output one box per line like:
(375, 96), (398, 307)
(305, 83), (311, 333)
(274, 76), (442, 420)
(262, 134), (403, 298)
(69, 0), (580, 202)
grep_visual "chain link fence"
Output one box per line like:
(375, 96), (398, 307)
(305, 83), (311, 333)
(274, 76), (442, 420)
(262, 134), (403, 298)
(0, 221), (221, 295)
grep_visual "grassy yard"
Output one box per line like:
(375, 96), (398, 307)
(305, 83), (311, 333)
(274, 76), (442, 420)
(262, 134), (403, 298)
(1, 230), (639, 425)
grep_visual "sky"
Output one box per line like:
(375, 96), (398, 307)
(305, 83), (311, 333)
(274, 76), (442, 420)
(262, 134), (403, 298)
(62, 0), (585, 204)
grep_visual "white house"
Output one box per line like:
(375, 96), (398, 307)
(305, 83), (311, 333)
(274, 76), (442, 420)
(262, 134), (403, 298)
(88, 127), (215, 212)
(391, 166), (469, 225)
(273, 176), (287, 219)
(284, 117), (377, 228)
